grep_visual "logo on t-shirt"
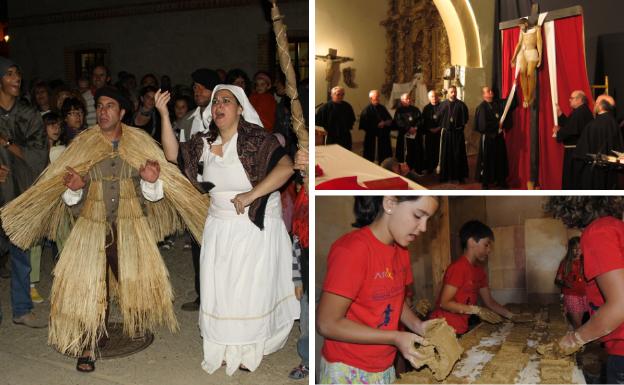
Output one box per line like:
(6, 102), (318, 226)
(376, 304), (393, 328)
(374, 267), (394, 280)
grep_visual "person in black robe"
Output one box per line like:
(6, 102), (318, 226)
(315, 86), (356, 149)
(422, 90), (442, 174)
(393, 93), (423, 173)
(474, 86), (512, 189)
(438, 86), (469, 183)
(575, 95), (624, 189)
(359, 89), (393, 163)
(553, 90), (594, 190)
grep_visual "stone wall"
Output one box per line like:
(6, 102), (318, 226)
(8, 0), (308, 86)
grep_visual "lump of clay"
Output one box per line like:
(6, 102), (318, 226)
(411, 319), (464, 381)
(415, 298), (432, 318)
(537, 338), (580, 359)
(511, 312), (534, 323)
(540, 358), (574, 384)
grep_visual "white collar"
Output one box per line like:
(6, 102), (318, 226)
(189, 106), (202, 120)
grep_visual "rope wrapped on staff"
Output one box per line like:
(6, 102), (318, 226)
(270, 0), (309, 189)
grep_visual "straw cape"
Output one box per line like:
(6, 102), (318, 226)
(1, 124), (209, 356)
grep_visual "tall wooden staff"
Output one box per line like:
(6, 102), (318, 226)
(270, 0), (309, 189)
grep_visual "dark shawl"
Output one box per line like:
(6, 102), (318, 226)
(181, 119), (287, 229)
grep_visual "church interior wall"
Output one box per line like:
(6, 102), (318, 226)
(462, 0), (495, 155)
(315, 0), (497, 156)
(315, 0), (389, 132)
(8, 1), (308, 86)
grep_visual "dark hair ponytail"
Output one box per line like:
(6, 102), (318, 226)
(353, 196), (384, 228)
(353, 196), (437, 228)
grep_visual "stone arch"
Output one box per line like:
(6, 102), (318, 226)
(433, 0), (483, 68)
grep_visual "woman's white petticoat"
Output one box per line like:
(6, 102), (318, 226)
(198, 134), (300, 376)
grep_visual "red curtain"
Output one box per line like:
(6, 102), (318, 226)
(501, 15), (592, 189)
(554, 16), (595, 117)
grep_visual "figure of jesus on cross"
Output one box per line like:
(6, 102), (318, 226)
(499, 2), (593, 190)
(315, 48), (353, 100)
(511, 17), (542, 108)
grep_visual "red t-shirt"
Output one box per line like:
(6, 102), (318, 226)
(321, 226), (413, 372)
(582, 216), (624, 356)
(556, 258), (586, 296)
(429, 255), (488, 334)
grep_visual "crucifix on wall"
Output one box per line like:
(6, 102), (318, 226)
(499, 3), (588, 190)
(315, 48), (353, 100)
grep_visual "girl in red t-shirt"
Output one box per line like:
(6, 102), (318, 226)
(546, 197), (624, 384)
(555, 236), (588, 328)
(317, 196), (440, 384)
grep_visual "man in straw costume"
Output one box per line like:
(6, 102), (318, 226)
(1, 86), (208, 372)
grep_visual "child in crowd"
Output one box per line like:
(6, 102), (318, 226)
(317, 196), (440, 384)
(29, 112), (68, 303)
(44, 111), (67, 162)
(288, 150), (309, 380)
(555, 236), (588, 329)
(249, 71), (276, 132)
(171, 94), (191, 139)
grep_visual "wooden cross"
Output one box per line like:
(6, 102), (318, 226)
(315, 48), (353, 100)
(499, 3), (583, 189)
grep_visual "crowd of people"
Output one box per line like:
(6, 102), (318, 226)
(315, 84), (624, 190)
(0, 55), (309, 380)
(315, 85), (471, 186)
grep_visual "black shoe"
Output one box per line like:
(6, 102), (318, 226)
(181, 298), (200, 311)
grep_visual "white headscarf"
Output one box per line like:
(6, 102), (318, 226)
(201, 84), (263, 129)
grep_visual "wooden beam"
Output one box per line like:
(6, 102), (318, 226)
(432, 197), (451, 299)
(499, 5), (583, 30)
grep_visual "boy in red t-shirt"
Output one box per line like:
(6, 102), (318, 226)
(429, 220), (521, 334)
(317, 196), (441, 384)
(546, 197), (624, 384)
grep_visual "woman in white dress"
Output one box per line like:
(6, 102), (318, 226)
(156, 84), (300, 375)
